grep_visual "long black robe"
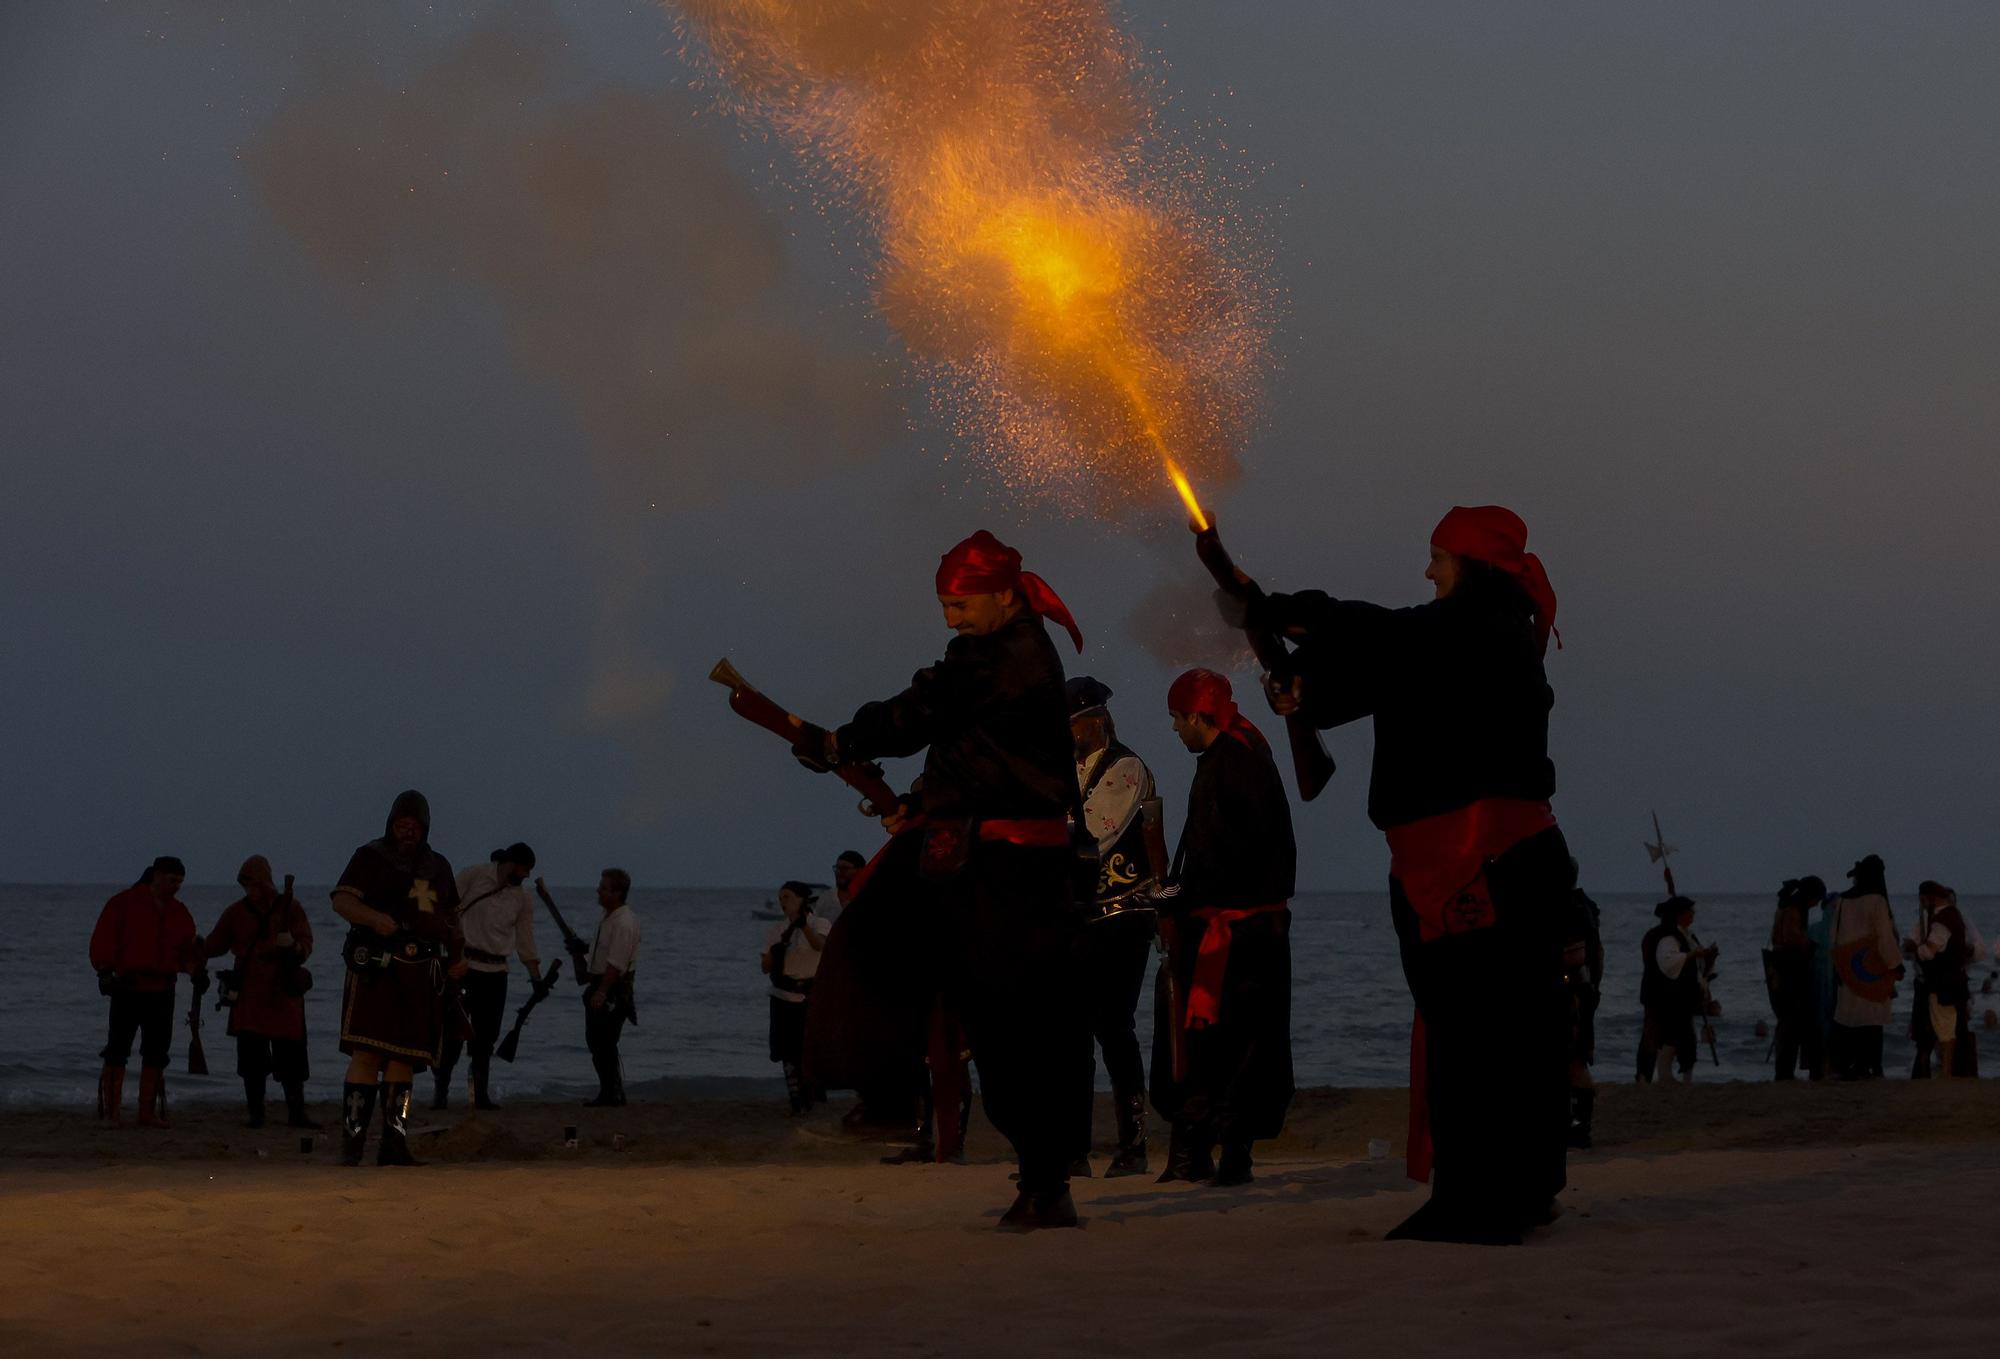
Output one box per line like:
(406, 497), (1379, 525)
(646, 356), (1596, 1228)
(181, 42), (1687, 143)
(834, 612), (1092, 1192)
(1150, 730), (1296, 1144)
(1258, 576), (1571, 1230)
(336, 838), (461, 1068)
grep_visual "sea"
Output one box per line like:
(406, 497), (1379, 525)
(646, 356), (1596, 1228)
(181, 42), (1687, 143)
(5, 884), (1994, 1107)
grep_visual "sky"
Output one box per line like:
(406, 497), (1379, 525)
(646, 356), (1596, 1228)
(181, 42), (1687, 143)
(3, 1), (1996, 894)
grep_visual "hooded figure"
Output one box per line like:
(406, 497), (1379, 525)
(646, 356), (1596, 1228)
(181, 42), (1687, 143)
(204, 854), (316, 1128)
(1232, 505), (1574, 1244)
(329, 790), (463, 1166)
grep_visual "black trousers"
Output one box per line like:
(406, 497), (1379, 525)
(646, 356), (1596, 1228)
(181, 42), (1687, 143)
(1080, 910), (1153, 1100)
(437, 970), (509, 1090)
(1830, 1022), (1884, 1079)
(1392, 827), (1573, 1227)
(102, 992), (176, 1070)
(948, 844), (1094, 1194)
(1772, 959), (1822, 1080)
(769, 995), (809, 1064)
(1149, 910), (1295, 1146)
(585, 1002), (628, 1100)
(235, 1032), (309, 1083)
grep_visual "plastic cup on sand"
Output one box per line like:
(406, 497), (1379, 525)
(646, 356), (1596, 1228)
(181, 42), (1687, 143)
(1367, 1138), (1390, 1160)
(563, 1124), (579, 1150)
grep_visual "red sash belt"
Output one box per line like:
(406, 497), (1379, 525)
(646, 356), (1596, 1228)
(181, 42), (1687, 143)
(1385, 798), (1556, 944)
(977, 818), (1069, 847)
(1185, 903), (1288, 1030)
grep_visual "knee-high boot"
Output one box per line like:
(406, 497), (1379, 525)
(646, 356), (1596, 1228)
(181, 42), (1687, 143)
(243, 1076), (267, 1128)
(283, 1080), (318, 1130)
(1106, 1091), (1149, 1177)
(340, 1082), (378, 1166)
(377, 1082), (422, 1166)
(97, 1065), (126, 1127)
(137, 1068), (170, 1128)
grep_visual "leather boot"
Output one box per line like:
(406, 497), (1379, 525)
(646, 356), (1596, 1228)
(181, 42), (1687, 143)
(1069, 1155), (1093, 1178)
(283, 1081), (319, 1130)
(1567, 1088), (1595, 1150)
(340, 1082), (377, 1166)
(137, 1068), (170, 1128)
(1105, 1092), (1149, 1177)
(97, 1066), (126, 1127)
(1211, 1141), (1254, 1187)
(377, 1082), (422, 1166)
(1155, 1122), (1215, 1183)
(471, 1052), (499, 1111)
(430, 1068), (452, 1111)
(243, 1077), (267, 1129)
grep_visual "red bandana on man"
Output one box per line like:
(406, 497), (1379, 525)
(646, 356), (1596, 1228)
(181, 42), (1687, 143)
(1429, 504), (1561, 654)
(935, 530), (1083, 654)
(1166, 667), (1269, 754)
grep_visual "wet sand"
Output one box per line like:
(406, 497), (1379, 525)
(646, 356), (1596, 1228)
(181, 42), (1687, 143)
(4, 1081), (1997, 1356)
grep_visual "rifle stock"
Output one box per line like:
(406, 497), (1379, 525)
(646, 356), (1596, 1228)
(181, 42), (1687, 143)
(1192, 521), (1337, 801)
(495, 958), (564, 1062)
(533, 880), (592, 986)
(709, 658), (900, 815)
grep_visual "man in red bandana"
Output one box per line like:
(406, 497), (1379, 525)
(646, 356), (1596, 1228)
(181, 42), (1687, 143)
(1149, 669), (1296, 1187)
(1249, 505), (1583, 1243)
(795, 530), (1094, 1231)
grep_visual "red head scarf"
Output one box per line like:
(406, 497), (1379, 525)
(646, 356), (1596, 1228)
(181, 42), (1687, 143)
(935, 530), (1083, 653)
(1430, 505), (1560, 655)
(1167, 668), (1269, 753)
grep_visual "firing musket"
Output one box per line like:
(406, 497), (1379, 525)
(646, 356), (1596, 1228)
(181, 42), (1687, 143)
(533, 878), (592, 987)
(494, 958), (564, 1063)
(1646, 810), (1720, 1066)
(708, 657), (901, 817)
(1185, 513), (1337, 802)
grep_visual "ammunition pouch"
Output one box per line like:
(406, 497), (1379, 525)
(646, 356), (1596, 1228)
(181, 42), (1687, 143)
(343, 929), (443, 974)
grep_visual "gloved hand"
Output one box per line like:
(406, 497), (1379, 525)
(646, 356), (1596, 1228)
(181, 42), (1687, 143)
(791, 722), (838, 773)
(1212, 588), (1249, 630)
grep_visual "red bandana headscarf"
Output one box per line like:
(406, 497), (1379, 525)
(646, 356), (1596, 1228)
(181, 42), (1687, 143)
(1167, 668), (1269, 753)
(1430, 505), (1560, 655)
(935, 530), (1083, 653)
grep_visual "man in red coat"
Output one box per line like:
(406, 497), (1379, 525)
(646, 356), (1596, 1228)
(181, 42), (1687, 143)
(206, 856), (316, 1129)
(89, 856), (203, 1126)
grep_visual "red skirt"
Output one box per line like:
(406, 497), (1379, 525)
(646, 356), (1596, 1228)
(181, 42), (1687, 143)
(339, 962), (447, 1068)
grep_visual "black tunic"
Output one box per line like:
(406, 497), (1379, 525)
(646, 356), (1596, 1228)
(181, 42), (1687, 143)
(1253, 581), (1554, 829)
(336, 838), (461, 1067)
(1151, 731), (1297, 1143)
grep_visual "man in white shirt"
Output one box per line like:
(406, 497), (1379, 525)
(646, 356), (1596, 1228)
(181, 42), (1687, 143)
(1639, 897), (1716, 1083)
(1068, 676), (1161, 1177)
(762, 881), (830, 1113)
(436, 842), (543, 1110)
(584, 868), (641, 1108)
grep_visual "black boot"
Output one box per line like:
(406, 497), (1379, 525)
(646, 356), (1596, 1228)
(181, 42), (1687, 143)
(340, 1082), (377, 1167)
(1069, 1155), (1093, 1178)
(1155, 1122), (1216, 1184)
(377, 1082), (422, 1166)
(243, 1077), (267, 1129)
(1211, 1141), (1254, 1187)
(283, 1081), (319, 1130)
(430, 1068), (452, 1112)
(1567, 1087), (1595, 1150)
(1105, 1093), (1149, 1178)
(471, 1053), (499, 1111)
(996, 1187), (1082, 1232)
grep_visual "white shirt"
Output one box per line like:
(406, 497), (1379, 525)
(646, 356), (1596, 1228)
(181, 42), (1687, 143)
(1077, 749), (1149, 855)
(764, 911), (827, 1002)
(1655, 933), (1693, 981)
(589, 904), (641, 977)
(452, 864), (540, 974)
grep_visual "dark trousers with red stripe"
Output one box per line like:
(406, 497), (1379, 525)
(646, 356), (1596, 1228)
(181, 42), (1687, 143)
(1148, 910), (1295, 1147)
(1392, 827), (1573, 1227)
(949, 843), (1094, 1193)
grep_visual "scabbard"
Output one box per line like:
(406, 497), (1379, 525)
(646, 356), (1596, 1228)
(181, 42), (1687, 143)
(1156, 917), (1189, 1084)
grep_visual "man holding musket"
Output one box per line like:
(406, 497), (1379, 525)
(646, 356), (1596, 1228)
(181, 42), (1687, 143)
(792, 530), (1095, 1231)
(1249, 505), (1577, 1244)
(90, 855), (204, 1127)
(1067, 674), (1162, 1177)
(205, 855), (316, 1129)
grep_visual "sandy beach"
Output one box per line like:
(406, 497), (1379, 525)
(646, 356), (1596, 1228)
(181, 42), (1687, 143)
(5, 1081), (1997, 1356)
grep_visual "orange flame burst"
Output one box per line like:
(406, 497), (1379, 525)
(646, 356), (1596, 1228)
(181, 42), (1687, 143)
(675, 0), (1272, 518)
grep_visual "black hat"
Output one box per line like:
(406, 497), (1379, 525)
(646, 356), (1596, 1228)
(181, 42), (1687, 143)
(1846, 855), (1887, 896)
(835, 850), (867, 869)
(492, 842), (537, 870)
(1654, 895), (1695, 921)
(385, 789), (431, 838)
(1066, 675), (1114, 717)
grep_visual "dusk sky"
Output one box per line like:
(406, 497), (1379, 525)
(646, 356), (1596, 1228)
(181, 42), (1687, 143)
(4, 1), (1996, 894)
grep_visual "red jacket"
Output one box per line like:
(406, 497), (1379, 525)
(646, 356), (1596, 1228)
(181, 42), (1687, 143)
(90, 885), (201, 993)
(206, 895), (313, 1040)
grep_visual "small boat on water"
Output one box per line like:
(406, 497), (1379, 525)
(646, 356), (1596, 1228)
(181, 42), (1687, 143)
(750, 897), (783, 922)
